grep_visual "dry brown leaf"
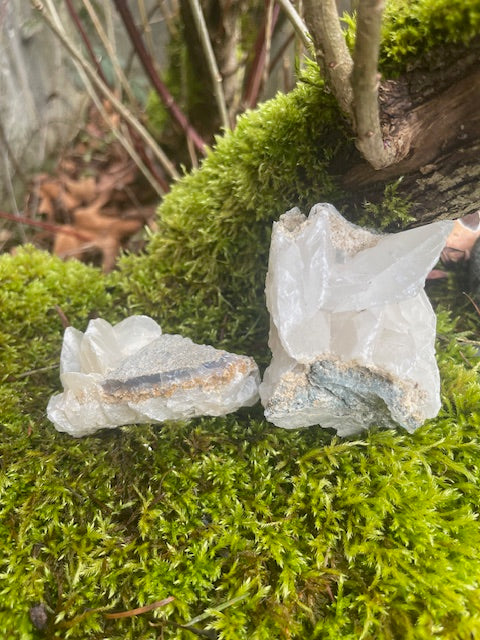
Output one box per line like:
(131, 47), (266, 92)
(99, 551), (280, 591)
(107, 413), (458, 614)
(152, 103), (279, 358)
(53, 226), (96, 260)
(38, 178), (61, 200)
(63, 176), (98, 204)
(58, 188), (81, 212)
(38, 196), (55, 220)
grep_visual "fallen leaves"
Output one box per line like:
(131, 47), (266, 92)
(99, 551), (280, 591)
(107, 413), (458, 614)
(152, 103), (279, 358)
(22, 101), (157, 271)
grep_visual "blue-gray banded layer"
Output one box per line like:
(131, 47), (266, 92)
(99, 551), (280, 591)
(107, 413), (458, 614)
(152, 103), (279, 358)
(265, 358), (427, 433)
(98, 334), (258, 402)
(103, 353), (237, 398)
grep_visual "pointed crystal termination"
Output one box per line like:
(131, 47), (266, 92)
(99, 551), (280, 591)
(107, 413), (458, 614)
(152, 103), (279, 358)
(47, 316), (260, 437)
(259, 203), (453, 436)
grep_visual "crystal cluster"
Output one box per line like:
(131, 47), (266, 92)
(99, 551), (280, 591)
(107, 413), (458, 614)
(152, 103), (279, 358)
(47, 316), (260, 437)
(259, 204), (453, 435)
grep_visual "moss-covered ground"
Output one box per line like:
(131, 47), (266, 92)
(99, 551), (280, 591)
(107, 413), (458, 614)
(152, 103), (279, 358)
(2, 1), (480, 637)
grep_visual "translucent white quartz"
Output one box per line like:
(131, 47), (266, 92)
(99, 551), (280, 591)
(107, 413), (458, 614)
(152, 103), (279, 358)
(48, 316), (260, 437)
(260, 203), (453, 435)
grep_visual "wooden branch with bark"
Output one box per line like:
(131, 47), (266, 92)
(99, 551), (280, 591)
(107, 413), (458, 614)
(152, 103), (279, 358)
(351, 0), (398, 169)
(303, 0), (354, 117)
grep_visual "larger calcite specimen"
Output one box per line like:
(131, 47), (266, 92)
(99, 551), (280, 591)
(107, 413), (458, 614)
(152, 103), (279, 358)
(259, 204), (453, 436)
(47, 316), (260, 437)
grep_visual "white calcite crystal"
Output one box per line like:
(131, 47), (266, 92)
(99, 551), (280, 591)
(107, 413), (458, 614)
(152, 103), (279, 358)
(47, 316), (260, 437)
(260, 203), (453, 436)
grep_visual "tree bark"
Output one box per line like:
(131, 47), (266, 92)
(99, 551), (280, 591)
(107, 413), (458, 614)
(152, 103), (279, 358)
(342, 39), (480, 223)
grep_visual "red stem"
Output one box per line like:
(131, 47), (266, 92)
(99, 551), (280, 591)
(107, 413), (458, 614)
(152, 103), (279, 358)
(113, 0), (207, 155)
(243, 3), (281, 108)
(0, 211), (91, 241)
(65, 0), (170, 192)
(64, 0), (108, 84)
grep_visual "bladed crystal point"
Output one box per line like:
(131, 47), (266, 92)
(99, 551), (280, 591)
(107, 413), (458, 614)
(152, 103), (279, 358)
(259, 203), (453, 435)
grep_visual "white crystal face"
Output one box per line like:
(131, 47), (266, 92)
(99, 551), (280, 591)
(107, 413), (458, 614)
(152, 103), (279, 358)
(47, 316), (260, 437)
(260, 203), (453, 434)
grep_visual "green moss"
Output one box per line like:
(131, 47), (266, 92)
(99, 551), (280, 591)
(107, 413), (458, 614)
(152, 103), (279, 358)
(342, 0), (480, 75)
(380, 0), (480, 73)
(2, 2), (480, 638)
(2, 252), (480, 639)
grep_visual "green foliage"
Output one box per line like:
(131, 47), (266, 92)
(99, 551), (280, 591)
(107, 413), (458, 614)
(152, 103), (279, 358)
(2, 247), (480, 639)
(380, 0), (480, 73)
(342, 0), (480, 75)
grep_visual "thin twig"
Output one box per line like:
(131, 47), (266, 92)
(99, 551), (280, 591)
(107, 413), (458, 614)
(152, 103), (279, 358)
(276, 0), (311, 49)
(0, 147), (27, 243)
(104, 596), (175, 619)
(82, 0), (138, 106)
(269, 31), (295, 74)
(31, 0), (179, 182)
(155, 0), (178, 38)
(0, 210), (91, 241)
(103, 3), (119, 90)
(137, 0), (156, 61)
(351, 0), (395, 169)
(303, 0), (354, 116)
(64, 0), (106, 82)
(263, 0), (275, 94)
(65, 0), (168, 191)
(243, 4), (281, 108)
(187, 0), (230, 130)
(6, 364), (58, 382)
(113, 0), (207, 154)
(464, 291), (480, 318)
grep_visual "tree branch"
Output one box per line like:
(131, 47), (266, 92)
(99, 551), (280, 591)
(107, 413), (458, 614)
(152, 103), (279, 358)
(276, 0), (311, 50)
(303, 0), (354, 117)
(351, 0), (396, 169)
(31, 0), (179, 183)
(187, 0), (230, 130)
(243, 4), (280, 109)
(113, 0), (207, 155)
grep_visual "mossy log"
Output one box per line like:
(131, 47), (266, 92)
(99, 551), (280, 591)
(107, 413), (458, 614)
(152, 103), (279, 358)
(2, 2), (480, 638)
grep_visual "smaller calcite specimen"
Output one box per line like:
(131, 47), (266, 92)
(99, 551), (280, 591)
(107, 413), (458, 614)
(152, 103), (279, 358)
(260, 203), (453, 435)
(47, 316), (260, 437)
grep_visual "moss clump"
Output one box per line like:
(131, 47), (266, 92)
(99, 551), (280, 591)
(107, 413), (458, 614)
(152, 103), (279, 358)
(2, 252), (480, 639)
(341, 0), (480, 74)
(3, 2), (480, 638)
(380, 0), (480, 72)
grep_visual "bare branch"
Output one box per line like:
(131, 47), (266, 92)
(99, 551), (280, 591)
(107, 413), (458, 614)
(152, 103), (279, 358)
(64, 0), (106, 82)
(79, 70), (168, 195)
(31, 0), (180, 182)
(82, 0), (138, 107)
(303, 0), (354, 117)
(243, 5), (280, 109)
(0, 210), (92, 241)
(113, 0), (207, 155)
(351, 0), (395, 168)
(263, 0), (275, 99)
(187, 0), (230, 130)
(276, 0), (311, 49)
(65, 0), (167, 191)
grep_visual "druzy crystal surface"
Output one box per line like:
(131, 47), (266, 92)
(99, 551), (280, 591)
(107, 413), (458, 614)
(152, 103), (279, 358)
(48, 316), (260, 437)
(259, 204), (453, 435)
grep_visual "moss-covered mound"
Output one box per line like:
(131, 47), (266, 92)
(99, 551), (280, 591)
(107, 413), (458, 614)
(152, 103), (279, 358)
(2, 248), (480, 639)
(2, 1), (480, 638)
